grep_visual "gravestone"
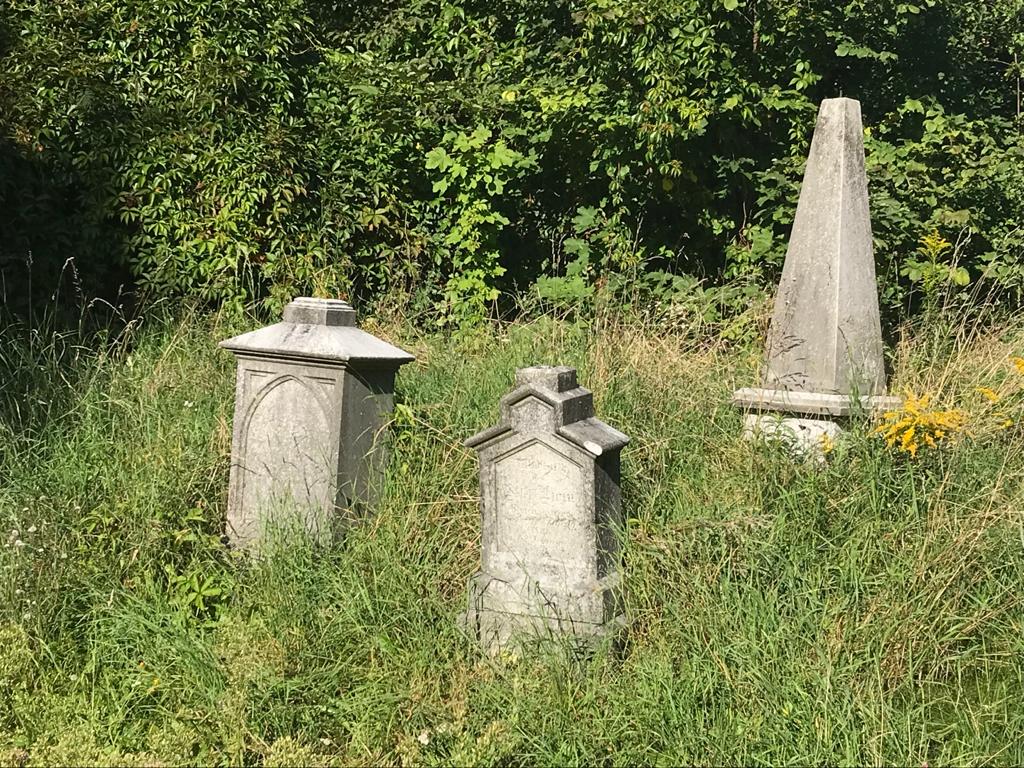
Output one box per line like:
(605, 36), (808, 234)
(464, 366), (629, 651)
(732, 98), (899, 453)
(220, 297), (414, 548)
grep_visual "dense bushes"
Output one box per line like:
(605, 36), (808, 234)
(1, 0), (1022, 321)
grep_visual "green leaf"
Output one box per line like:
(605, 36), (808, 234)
(424, 147), (451, 171)
(564, 238), (591, 259)
(572, 207), (599, 231)
(489, 141), (520, 168)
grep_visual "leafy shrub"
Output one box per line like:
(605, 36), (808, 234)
(1, 0), (1022, 320)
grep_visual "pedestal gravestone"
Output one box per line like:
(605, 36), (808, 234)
(220, 297), (414, 548)
(464, 366), (629, 651)
(732, 98), (899, 453)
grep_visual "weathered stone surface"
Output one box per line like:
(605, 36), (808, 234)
(464, 366), (629, 651)
(732, 387), (899, 417)
(282, 297), (357, 327)
(768, 97), (885, 396)
(734, 99), (900, 456)
(220, 298), (414, 549)
(734, 98), (894, 418)
(742, 413), (841, 460)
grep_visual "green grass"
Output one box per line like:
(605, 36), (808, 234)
(1, 306), (1023, 766)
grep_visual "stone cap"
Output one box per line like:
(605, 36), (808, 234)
(220, 297), (415, 367)
(283, 297), (356, 326)
(732, 387), (901, 417)
(515, 365), (577, 392)
(465, 366), (629, 456)
(558, 418), (630, 457)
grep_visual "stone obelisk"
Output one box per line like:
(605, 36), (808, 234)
(733, 98), (899, 452)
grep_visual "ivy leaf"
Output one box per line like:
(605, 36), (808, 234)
(564, 238), (591, 260)
(424, 147), (451, 171)
(572, 206), (599, 231)
(490, 141), (520, 168)
(469, 125), (492, 148)
(836, 41), (895, 61)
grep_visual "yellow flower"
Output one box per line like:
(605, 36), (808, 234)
(874, 391), (965, 458)
(1013, 357), (1024, 375)
(820, 433), (835, 454)
(975, 386), (1000, 403)
(919, 229), (952, 258)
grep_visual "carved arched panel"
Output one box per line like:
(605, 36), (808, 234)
(237, 376), (334, 539)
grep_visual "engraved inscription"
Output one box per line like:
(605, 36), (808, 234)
(493, 441), (589, 575)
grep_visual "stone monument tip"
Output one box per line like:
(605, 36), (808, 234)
(219, 298), (414, 366)
(820, 95), (860, 108)
(283, 297), (357, 327)
(515, 365), (578, 393)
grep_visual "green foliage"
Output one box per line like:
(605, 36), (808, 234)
(425, 125), (538, 324)
(865, 101), (1024, 310)
(1, 0), (320, 311)
(1, 0), (1022, 320)
(901, 229), (968, 298)
(2, 309), (1024, 763)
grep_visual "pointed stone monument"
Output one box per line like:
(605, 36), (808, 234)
(733, 98), (899, 451)
(220, 298), (414, 548)
(464, 366), (629, 652)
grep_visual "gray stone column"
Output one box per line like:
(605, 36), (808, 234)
(733, 98), (899, 453)
(220, 298), (414, 548)
(464, 366), (629, 652)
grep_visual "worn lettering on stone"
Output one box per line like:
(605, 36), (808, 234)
(464, 365), (629, 651)
(494, 442), (586, 571)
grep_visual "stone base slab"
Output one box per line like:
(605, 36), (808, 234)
(732, 387), (901, 417)
(465, 571), (624, 653)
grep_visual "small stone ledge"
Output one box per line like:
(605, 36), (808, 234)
(282, 297), (357, 327)
(732, 387), (902, 417)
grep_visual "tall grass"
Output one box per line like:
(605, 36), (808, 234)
(1, 304), (1023, 766)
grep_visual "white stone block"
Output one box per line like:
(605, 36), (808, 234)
(464, 366), (629, 651)
(742, 413), (841, 460)
(220, 298), (414, 549)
